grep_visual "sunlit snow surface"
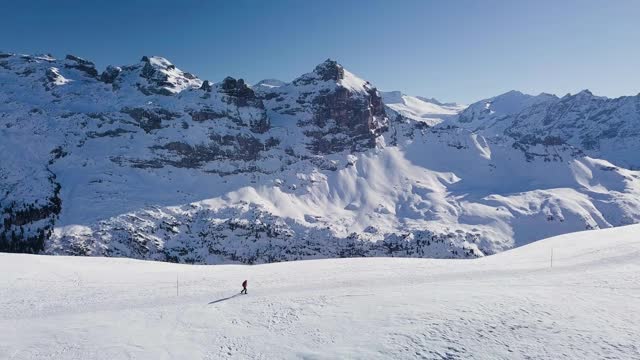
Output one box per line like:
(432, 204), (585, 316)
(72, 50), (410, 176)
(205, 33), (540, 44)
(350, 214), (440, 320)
(1, 225), (639, 359)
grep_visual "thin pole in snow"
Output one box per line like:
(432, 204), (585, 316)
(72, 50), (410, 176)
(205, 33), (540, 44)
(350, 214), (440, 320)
(176, 274), (179, 297)
(551, 248), (554, 268)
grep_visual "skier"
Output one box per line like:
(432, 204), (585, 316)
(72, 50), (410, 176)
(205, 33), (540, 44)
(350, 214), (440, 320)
(240, 279), (248, 295)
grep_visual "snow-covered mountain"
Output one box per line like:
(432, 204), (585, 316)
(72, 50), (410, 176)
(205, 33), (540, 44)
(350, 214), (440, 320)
(1, 52), (640, 264)
(453, 89), (640, 169)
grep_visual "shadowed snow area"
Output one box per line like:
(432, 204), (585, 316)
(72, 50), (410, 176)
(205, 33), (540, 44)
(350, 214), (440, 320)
(1, 224), (639, 359)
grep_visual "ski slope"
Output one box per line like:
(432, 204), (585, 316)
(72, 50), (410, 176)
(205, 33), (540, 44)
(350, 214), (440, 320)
(1, 225), (639, 359)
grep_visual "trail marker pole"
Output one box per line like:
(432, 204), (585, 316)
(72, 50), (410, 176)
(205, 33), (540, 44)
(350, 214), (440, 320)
(551, 248), (554, 268)
(177, 274), (179, 297)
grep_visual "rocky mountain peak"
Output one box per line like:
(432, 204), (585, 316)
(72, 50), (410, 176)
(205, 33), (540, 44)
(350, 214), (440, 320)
(313, 58), (344, 81)
(140, 55), (176, 71)
(63, 54), (98, 78)
(217, 76), (263, 110)
(221, 77), (251, 96)
(200, 79), (212, 92)
(101, 55), (204, 96)
(100, 65), (122, 84)
(292, 59), (348, 86)
(572, 89), (597, 100)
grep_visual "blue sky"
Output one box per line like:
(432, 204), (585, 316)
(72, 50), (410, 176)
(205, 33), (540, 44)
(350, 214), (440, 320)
(1, 0), (639, 103)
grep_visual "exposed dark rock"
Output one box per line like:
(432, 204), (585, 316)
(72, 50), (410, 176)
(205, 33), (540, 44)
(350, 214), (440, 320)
(200, 80), (212, 92)
(122, 158), (164, 169)
(314, 59), (344, 81)
(293, 59), (345, 87)
(45, 68), (60, 83)
(217, 77), (270, 133)
(43, 67), (68, 90)
(64, 54), (99, 77)
(87, 128), (135, 138)
(220, 77), (257, 103)
(140, 58), (156, 79)
(150, 132), (279, 169)
(190, 110), (226, 122)
(137, 56), (181, 96)
(100, 65), (122, 84)
(305, 86), (388, 154)
(121, 107), (180, 133)
(261, 92), (279, 100)
(249, 114), (270, 134)
(48, 146), (68, 164)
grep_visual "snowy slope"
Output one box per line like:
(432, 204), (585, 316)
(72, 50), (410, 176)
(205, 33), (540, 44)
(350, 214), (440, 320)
(2, 52), (640, 264)
(1, 224), (639, 359)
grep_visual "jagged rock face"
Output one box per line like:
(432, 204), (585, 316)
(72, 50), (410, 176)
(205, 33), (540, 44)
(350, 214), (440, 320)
(507, 92), (640, 152)
(220, 77), (253, 98)
(259, 59), (389, 154)
(64, 55), (99, 78)
(452, 90), (640, 169)
(297, 59), (344, 83)
(307, 86), (386, 153)
(200, 80), (212, 92)
(100, 65), (121, 84)
(217, 77), (270, 133)
(2, 52), (640, 265)
(121, 107), (181, 133)
(305, 69), (388, 153)
(104, 55), (203, 95)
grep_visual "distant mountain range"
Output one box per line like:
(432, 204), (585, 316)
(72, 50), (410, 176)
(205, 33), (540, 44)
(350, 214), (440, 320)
(1, 52), (639, 263)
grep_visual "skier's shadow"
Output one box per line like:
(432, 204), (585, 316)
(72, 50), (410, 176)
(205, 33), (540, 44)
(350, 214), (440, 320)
(208, 293), (241, 304)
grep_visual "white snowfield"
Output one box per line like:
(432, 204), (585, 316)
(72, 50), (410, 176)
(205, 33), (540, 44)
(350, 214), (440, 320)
(1, 225), (639, 359)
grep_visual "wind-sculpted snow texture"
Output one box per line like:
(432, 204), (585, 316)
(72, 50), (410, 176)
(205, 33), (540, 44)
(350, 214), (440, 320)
(1, 52), (640, 263)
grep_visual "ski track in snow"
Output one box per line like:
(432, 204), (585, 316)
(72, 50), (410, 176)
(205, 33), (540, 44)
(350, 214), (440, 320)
(1, 225), (639, 359)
